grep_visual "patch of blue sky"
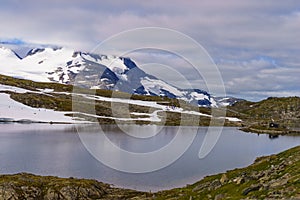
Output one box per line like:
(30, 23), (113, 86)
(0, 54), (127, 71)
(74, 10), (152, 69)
(0, 38), (25, 45)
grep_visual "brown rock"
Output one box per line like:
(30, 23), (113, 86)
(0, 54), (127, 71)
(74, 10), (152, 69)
(209, 179), (221, 190)
(214, 193), (225, 200)
(220, 174), (228, 184)
(0, 183), (19, 200)
(243, 184), (261, 195)
(233, 177), (245, 185)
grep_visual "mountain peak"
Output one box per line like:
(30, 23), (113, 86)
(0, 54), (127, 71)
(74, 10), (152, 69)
(0, 46), (230, 107)
(0, 46), (21, 59)
(26, 48), (45, 56)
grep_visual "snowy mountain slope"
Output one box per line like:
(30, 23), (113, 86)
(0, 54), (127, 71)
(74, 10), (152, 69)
(0, 46), (231, 107)
(214, 96), (243, 107)
(0, 46), (79, 82)
(0, 80), (241, 124)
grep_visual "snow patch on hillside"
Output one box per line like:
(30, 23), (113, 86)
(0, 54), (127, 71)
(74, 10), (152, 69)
(141, 77), (184, 97)
(0, 84), (241, 124)
(0, 84), (32, 93)
(0, 93), (82, 123)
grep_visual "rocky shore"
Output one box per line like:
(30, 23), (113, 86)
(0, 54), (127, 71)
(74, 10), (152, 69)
(240, 126), (300, 136)
(155, 145), (300, 199)
(1, 146), (300, 199)
(0, 173), (148, 200)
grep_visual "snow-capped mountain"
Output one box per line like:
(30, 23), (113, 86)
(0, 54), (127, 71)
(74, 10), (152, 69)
(214, 97), (243, 107)
(0, 46), (221, 107)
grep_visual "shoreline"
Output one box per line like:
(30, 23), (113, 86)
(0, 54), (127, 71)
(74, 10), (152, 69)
(240, 126), (300, 136)
(1, 120), (300, 137)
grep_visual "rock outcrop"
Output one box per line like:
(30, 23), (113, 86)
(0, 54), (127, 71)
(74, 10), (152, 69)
(0, 173), (147, 200)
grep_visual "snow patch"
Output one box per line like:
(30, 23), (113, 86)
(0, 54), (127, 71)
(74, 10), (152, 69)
(0, 93), (85, 123)
(82, 54), (129, 81)
(0, 84), (32, 93)
(225, 117), (242, 122)
(141, 77), (184, 97)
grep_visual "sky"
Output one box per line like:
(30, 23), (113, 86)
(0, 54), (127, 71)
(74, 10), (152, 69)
(0, 0), (300, 101)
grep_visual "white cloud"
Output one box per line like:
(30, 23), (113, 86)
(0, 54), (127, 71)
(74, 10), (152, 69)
(0, 0), (299, 100)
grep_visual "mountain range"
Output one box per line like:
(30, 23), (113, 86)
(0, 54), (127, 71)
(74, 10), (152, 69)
(0, 46), (239, 107)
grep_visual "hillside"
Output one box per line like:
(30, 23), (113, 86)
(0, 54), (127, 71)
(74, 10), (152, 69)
(227, 97), (300, 134)
(0, 74), (240, 126)
(154, 145), (300, 199)
(2, 71), (300, 129)
(1, 146), (299, 199)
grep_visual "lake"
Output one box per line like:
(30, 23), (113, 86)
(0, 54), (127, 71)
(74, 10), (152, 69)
(0, 123), (299, 191)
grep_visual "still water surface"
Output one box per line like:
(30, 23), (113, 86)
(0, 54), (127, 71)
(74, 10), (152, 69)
(0, 123), (299, 191)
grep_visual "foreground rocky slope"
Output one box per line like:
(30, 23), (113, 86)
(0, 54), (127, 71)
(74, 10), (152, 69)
(155, 145), (300, 199)
(1, 146), (299, 199)
(0, 173), (148, 200)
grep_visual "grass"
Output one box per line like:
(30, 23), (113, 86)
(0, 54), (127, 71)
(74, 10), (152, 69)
(229, 97), (300, 122)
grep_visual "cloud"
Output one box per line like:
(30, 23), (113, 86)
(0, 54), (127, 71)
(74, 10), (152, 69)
(220, 58), (300, 100)
(0, 0), (299, 100)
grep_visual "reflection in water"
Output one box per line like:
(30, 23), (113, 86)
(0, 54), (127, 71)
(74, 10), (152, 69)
(78, 125), (198, 173)
(0, 123), (299, 191)
(269, 134), (279, 139)
(78, 124), (178, 153)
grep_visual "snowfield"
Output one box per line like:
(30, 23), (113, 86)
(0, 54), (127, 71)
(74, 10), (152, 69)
(0, 84), (241, 124)
(0, 93), (81, 123)
(0, 47), (79, 82)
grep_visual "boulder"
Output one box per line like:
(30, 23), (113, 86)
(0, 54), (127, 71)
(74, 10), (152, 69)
(242, 184), (261, 195)
(220, 174), (228, 184)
